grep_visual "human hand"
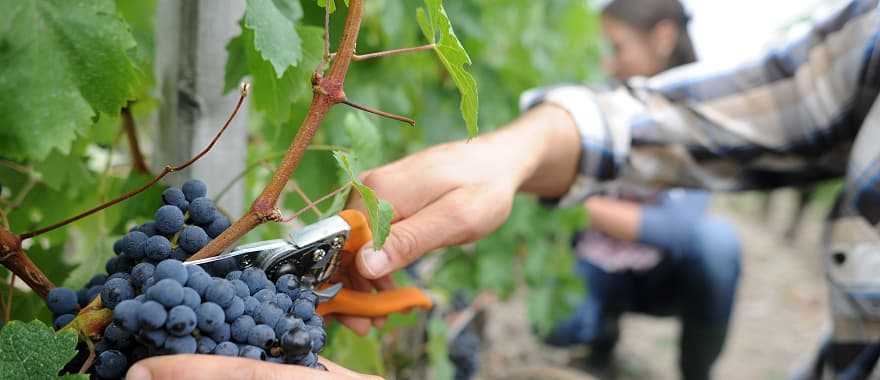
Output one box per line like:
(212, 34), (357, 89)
(125, 354), (382, 380)
(334, 104), (581, 334)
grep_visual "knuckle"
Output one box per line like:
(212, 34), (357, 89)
(387, 224), (420, 262)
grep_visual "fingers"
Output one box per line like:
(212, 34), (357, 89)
(336, 315), (372, 335)
(356, 186), (511, 280)
(125, 354), (381, 380)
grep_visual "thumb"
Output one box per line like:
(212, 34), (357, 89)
(357, 190), (484, 280)
(125, 354), (381, 380)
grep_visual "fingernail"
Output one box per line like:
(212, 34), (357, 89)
(126, 364), (152, 380)
(359, 245), (390, 278)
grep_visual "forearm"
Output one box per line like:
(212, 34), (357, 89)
(584, 196), (642, 242)
(492, 103), (582, 198)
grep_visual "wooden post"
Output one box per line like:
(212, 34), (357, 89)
(155, 0), (248, 216)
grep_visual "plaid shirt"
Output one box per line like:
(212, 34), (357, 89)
(523, 0), (880, 361)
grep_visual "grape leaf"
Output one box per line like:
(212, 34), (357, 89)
(225, 25), (323, 124)
(332, 151), (393, 250)
(0, 0), (140, 161)
(323, 327), (384, 375)
(0, 320), (85, 379)
(416, 0), (479, 138)
(245, 0), (304, 77)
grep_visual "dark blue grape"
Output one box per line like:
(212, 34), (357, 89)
(101, 278), (134, 309)
(164, 335), (197, 354)
(105, 256), (121, 274)
(254, 301), (284, 328)
(130, 345), (149, 363)
(139, 222), (159, 237)
(239, 345), (267, 360)
(122, 231), (149, 259)
(275, 274), (300, 299)
(87, 274), (108, 288)
(139, 328), (167, 347)
(106, 272), (131, 283)
(166, 305), (197, 336)
(240, 268), (269, 294)
(145, 279), (184, 308)
(134, 294), (145, 302)
(196, 302), (225, 333)
(182, 179), (207, 202)
(154, 259), (188, 285)
(213, 341), (238, 356)
(131, 262), (155, 288)
(281, 329), (312, 358)
(209, 322), (231, 342)
(182, 287), (201, 310)
(273, 316), (306, 338)
(247, 324), (276, 349)
(298, 289), (318, 305)
(243, 296), (260, 317)
(47, 287), (78, 315)
(225, 270), (243, 281)
(143, 277), (156, 290)
(188, 197), (216, 225)
(94, 339), (111, 354)
(162, 187), (189, 212)
(171, 247), (189, 261)
(197, 336), (218, 354)
(143, 235), (172, 261)
(267, 356), (285, 364)
(155, 205), (185, 236)
(137, 301), (167, 330)
(306, 315), (323, 328)
(86, 285), (103, 303)
(225, 296), (245, 322)
(95, 350), (127, 379)
(231, 315), (255, 343)
(206, 214), (230, 238)
(112, 238), (124, 255)
(300, 352), (318, 368)
(186, 272), (213, 297)
(53, 314), (75, 330)
(186, 263), (206, 277)
(230, 279), (250, 298)
(103, 323), (133, 349)
(112, 299), (141, 333)
(76, 288), (89, 308)
(179, 225), (209, 254)
(274, 293), (293, 313)
(253, 288), (275, 303)
(205, 279), (235, 308)
(291, 299), (315, 320)
(308, 326), (326, 353)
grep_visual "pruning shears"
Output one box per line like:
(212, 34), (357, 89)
(185, 210), (433, 318)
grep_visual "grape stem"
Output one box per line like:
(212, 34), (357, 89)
(188, 0), (366, 261)
(122, 105), (152, 176)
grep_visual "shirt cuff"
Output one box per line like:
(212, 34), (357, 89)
(520, 85), (628, 207)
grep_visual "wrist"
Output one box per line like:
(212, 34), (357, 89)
(513, 104), (582, 196)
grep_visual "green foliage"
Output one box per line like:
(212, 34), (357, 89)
(417, 0), (479, 138)
(333, 151), (394, 250)
(0, 0), (141, 161)
(0, 320), (86, 379)
(323, 326), (385, 375)
(316, 0), (348, 13)
(245, 0), (305, 77)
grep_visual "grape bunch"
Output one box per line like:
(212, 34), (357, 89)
(45, 180), (328, 379)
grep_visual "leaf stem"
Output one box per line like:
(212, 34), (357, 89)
(122, 106), (152, 176)
(283, 182), (352, 222)
(19, 84), (249, 240)
(291, 181), (322, 217)
(341, 99), (416, 126)
(353, 43), (436, 61)
(4, 275), (14, 322)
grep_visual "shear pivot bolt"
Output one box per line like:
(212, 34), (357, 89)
(313, 249), (326, 261)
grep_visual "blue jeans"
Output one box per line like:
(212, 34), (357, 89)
(563, 217), (741, 380)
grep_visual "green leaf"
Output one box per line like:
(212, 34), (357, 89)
(0, 320), (84, 379)
(323, 327), (384, 375)
(417, 0), (479, 138)
(245, 0), (304, 77)
(316, 0), (348, 13)
(225, 25), (322, 124)
(333, 151), (393, 250)
(0, 0), (141, 161)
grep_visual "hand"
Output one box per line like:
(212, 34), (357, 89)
(125, 354), (382, 380)
(335, 104), (581, 334)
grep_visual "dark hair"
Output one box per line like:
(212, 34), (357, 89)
(602, 0), (697, 68)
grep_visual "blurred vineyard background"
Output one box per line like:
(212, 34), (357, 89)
(0, 0), (842, 378)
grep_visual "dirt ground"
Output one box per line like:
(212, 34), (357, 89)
(477, 191), (829, 380)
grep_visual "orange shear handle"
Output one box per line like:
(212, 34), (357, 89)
(316, 210), (433, 318)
